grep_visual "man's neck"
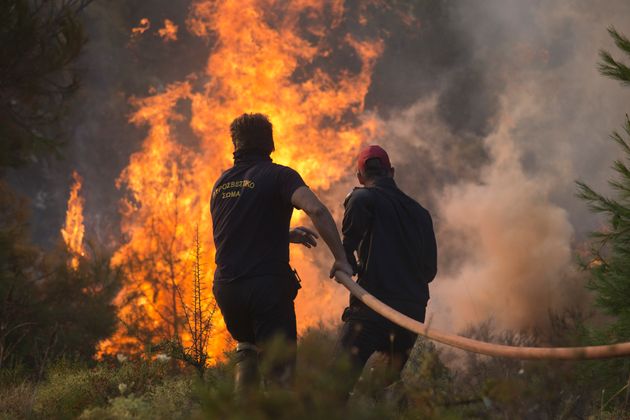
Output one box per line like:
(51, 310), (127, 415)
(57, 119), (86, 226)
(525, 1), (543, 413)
(363, 176), (394, 188)
(233, 149), (272, 164)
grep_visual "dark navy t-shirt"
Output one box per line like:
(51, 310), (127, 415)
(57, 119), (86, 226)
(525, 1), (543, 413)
(211, 152), (306, 283)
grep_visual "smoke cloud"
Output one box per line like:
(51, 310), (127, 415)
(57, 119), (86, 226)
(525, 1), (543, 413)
(372, 0), (630, 331)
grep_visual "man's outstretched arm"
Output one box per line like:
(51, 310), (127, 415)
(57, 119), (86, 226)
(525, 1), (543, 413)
(291, 186), (353, 278)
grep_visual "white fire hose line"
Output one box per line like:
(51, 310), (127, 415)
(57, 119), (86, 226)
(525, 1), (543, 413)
(334, 271), (630, 360)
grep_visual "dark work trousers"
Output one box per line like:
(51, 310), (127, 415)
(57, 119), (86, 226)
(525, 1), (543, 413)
(338, 304), (425, 392)
(213, 274), (298, 387)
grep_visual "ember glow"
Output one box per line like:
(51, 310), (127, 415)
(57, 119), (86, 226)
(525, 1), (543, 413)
(131, 18), (150, 37)
(99, 0), (382, 360)
(158, 19), (178, 42)
(61, 171), (86, 270)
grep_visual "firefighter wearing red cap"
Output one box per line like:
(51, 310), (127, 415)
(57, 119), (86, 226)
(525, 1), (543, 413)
(339, 145), (438, 393)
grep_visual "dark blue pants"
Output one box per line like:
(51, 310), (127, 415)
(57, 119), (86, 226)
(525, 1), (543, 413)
(339, 304), (425, 385)
(213, 274), (298, 388)
(212, 274), (297, 345)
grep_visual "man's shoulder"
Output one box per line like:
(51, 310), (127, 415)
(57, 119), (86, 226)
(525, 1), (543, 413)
(267, 163), (307, 189)
(344, 187), (373, 207)
(268, 161), (299, 174)
(394, 188), (429, 212)
(212, 167), (234, 188)
(410, 199), (433, 223)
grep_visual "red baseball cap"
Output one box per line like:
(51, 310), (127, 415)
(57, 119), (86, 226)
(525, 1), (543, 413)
(357, 145), (391, 173)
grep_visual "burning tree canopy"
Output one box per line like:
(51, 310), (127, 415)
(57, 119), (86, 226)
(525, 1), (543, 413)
(99, 0), (384, 360)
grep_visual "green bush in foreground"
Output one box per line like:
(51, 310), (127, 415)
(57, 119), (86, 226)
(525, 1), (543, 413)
(79, 378), (196, 420)
(197, 328), (459, 420)
(33, 365), (111, 418)
(31, 360), (189, 419)
(1, 324), (623, 419)
(0, 381), (35, 420)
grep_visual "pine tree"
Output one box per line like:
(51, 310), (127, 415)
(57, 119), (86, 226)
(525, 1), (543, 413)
(577, 27), (630, 340)
(576, 27), (630, 401)
(598, 27), (630, 85)
(577, 117), (630, 340)
(0, 0), (91, 169)
(0, 181), (122, 375)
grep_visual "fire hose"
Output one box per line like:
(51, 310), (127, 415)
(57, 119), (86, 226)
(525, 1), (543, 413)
(334, 271), (630, 360)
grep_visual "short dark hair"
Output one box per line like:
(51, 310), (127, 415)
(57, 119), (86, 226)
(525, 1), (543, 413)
(230, 113), (274, 154)
(362, 158), (388, 179)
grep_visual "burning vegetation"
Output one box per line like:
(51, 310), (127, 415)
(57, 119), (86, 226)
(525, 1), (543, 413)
(61, 171), (86, 270)
(98, 0), (382, 360)
(157, 19), (178, 42)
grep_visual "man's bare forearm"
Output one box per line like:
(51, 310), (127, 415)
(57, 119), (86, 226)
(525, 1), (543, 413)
(307, 205), (346, 262)
(291, 186), (345, 261)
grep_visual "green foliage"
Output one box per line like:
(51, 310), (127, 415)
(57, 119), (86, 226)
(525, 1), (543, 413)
(0, 0), (112, 378)
(198, 328), (461, 420)
(577, 31), (630, 345)
(0, 0), (89, 169)
(0, 325), (621, 419)
(598, 27), (630, 85)
(31, 359), (191, 419)
(79, 378), (197, 419)
(451, 319), (589, 418)
(0, 182), (42, 368)
(0, 181), (122, 374)
(574, 26), (630, 411)
(576, 117), (630, 338)
(0, 381), (36, 420)
(400, 338), (452, 411)
(79, 395), (153, 420)
(34, 363), (114, 418)
(0, 359), (190, 419)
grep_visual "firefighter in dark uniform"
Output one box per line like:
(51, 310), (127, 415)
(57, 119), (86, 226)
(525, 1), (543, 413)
(340, 145), (437, 393)
(211, 113), (352, 393)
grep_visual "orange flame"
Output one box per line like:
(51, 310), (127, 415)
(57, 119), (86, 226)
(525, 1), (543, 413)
(61, 171), (86, 270)
(157, 19), (178, 42)
(131, 18), (151, 37)
(100, 0), (382, 361)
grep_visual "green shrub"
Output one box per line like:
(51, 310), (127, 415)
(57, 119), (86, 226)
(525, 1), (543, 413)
(32, 359), (174, 419)
(148, 377), (196, 417)
(79, 378), (197, 419)
(79, 395), (152, 419)
(109, 359), (169, 397)
(198, 327), (460, 420)
(12, 323), (620, 419)
(33, 365), (113, 419)
(0, 382), (36, 420)
(0, 182), (122, 375)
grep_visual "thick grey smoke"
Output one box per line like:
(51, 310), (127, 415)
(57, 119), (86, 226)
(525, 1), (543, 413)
(372, 0), (630, 331)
